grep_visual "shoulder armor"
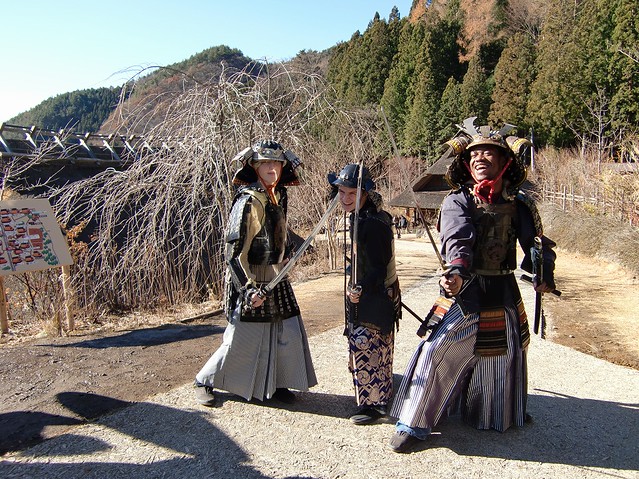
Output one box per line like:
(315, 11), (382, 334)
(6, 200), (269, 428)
(225, 188), (266, 247)
(516, 190), (543, 236)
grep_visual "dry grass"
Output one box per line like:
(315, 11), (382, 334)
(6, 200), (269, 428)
(531, 146), (639, 277)
(540, 203), (639, 278)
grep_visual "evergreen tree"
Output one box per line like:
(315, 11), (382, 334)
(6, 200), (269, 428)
(433, 0), (465, 86)
(395, 7), (463, 156)
(349, 13), (396, 104)
(563, 0), (619, 152)
(389, 5), (400, 24)
(609, 0), (639, 131)
(327, 10), (398, 106)
(326, 32), (363, 101)
(459, 54), (491, 124)
(403, 65), (441, 159)
(489, 32), (536, 129)
(380, 20), (425, 147)
(526, 0), (584, 146)
(575, 0), (615, 95)
(10, 87), (124, 132)
(437, 77), (462, 143)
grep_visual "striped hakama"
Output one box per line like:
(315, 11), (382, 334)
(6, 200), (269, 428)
(390, 302), (528, 432)
(348, 325), (394, 407)
(196, 314), (317, 401)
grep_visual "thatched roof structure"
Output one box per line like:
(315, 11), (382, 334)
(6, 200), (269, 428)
(389, 155), (454, 212)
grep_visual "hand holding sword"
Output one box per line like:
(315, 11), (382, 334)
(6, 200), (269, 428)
(520, 236), (562, 337)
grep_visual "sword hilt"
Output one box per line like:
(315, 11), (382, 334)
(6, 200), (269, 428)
(242, 286), (266, 314)
(347, 284), (362, 296)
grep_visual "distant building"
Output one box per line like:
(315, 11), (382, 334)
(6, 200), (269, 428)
(388, 154), (455, 221)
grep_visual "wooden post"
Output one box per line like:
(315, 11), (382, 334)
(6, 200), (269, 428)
(61, 265), (75, 330)
(0, 277), (8, 334)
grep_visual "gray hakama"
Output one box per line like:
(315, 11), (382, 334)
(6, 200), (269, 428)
(196, 313), (317, 401)
(196, 186), (317, 402)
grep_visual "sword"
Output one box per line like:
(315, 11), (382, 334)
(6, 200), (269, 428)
(348, 160), (365, 296)
(259, 195), (339, 297)
(380, 106), (469, 317)
(401, 301), (424, 323)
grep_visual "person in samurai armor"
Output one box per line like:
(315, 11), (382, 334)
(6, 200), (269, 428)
(328, 163), (401, 425)
(194, 140), (316, 405)
(388, 119), (557, 452)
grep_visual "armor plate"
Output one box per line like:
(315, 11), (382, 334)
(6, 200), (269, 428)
(471, 202), (517, 274)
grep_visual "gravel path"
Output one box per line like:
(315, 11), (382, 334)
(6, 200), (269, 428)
(2, 274), (638, 479)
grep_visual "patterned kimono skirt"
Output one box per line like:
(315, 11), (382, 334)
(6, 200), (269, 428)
(348, 325), (394, 407)
(390, 303), (527, 432)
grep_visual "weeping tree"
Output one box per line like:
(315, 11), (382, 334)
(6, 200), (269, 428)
(46, 62), (383, 319)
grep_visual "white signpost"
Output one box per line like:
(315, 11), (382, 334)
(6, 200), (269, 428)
(0, 199), (74, 333)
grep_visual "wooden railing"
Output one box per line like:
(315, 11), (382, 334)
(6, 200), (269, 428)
(541, 184), (639, 227)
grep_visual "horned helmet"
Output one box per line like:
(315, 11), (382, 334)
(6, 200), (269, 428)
(444, 117), (531, 191)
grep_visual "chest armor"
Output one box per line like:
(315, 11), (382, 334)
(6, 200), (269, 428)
(471, 202), (517, 274)
(248, 200), (287, 264)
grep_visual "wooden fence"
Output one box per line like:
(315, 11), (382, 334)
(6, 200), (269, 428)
(541, 184), (639, 227)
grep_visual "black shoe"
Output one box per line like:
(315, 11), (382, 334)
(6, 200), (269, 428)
(389, 431), (422, 453)
(272, 388), (296, 404)
(349, 406), (386, 425)
(194, 382), (216, 407)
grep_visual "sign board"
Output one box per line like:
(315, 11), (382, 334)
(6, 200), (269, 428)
(0, 199), (73, 276)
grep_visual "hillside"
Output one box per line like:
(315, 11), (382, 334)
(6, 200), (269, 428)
(8, 87), (126, 133)
(100, 46), (257, 133)
(5, 46), (257, 134)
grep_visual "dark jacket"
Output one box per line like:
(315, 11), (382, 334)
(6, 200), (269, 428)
(347, 197), (399, 334)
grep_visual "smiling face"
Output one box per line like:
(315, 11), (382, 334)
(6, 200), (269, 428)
(337, 185), (367, 213)
(253, 160), (283, 187)
(468, 145), (507, 182)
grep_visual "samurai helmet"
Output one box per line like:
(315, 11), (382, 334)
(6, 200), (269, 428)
(327, 163), (376, 192)
(232, 139), (303, 186)
(444, 117), (530, 191)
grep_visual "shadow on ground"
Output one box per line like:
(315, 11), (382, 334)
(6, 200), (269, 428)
(42, 324), (222, 349)
(410, 388), (639, 472)
(0, 392), (314, 479)
(1, 387), (638, 476)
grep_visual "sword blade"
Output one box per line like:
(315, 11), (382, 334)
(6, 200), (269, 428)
(262, 195), (339, 295)
(350, 161), (364, 290)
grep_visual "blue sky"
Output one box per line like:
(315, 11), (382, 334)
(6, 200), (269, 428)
(0, 0), (412, 123)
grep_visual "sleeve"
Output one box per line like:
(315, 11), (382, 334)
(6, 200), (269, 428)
(439, 190), (475, 276)
(226, 194), (265, 291)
